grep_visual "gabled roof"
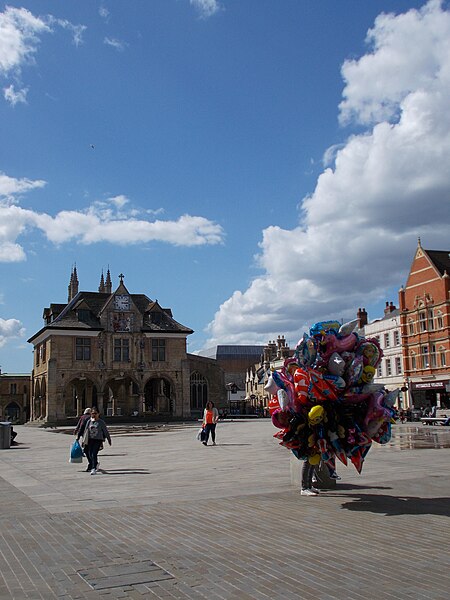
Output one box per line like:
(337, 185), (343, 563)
(28, 289), (192, 343)
(426, 249), (450, 276)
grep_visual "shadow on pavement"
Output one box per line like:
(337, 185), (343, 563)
(340, 493), (450, 517)
(97, 468), (151, 475)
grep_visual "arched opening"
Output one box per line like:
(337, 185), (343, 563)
(144, 377), (174, 414)
(64, 377), (99, 417)
(5, 402), (20, 422)
(102, 376), (141, 417)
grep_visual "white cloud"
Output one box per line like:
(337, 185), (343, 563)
(0, 318), (25, 348)
(3, 83), (28, 105)
(190, 0), (221, 19)
(0, 186), (224, 262)
(99, 6), (110, 21)
(206, 0), (450, 347)
(104, 37), (126, 51)
(0, 6), (50, 75)
(0, 172), (46, 201)
(54, 19), (86, 47)
(0, 6), (86, 103)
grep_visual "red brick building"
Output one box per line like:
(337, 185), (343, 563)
(399, 239), (450, 409)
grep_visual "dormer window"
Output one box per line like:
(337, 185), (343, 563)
(77, 309), (91, 323)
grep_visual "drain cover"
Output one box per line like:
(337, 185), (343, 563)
(78, 559), (174, 590)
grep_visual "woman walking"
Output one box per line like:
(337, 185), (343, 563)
(79, 407), (112, 474)
(202, 401), (219, 446)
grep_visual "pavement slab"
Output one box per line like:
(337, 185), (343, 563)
(0, 420), (449, 599)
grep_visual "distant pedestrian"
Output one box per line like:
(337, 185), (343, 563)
(74, 408), (91, 439)
(79, 407), (111, 474)
(202, 401), (219, 446)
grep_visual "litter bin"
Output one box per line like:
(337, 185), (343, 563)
(0, 422), (11, 449)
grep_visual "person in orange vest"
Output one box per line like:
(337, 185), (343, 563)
(202, 401), (219, 446)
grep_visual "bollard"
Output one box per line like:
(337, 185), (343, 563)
(0, 422), (11, 449)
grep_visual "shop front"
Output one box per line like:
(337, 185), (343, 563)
(410, 380), (450, 410)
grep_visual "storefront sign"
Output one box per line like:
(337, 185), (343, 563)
(411, 381), (448, 390)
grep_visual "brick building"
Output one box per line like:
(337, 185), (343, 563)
(27, 268), (225, 423)
(399, 240), (450, 409)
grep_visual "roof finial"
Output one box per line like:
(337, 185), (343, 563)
(418, 237), (422, 247)
(119, 273), (124, 283)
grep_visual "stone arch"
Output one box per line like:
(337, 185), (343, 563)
(101, 374), (141, 417)
(32, 378), (47, 420)
(5, 402), (20, 422)
(144, 375), (175, 415)
(190, 371), (208, 413)
(63, 375), (99, 417)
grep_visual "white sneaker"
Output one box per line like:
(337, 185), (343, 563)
(212, 442), (216, 446)
(311, 487), (320, 494)
(301, 488), (318, 496)
(90, 469), (97, 475)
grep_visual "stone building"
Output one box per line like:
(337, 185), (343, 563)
(245, 335), (293, 414)
(0, 370), (31, 423)
(357, 303), (406, 408)
(27, 268), (225, 423)
(398, 240), (450, 410)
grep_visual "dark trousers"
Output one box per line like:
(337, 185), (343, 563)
(204, 423), (216, 444)
(301, 460), (315, 489)
(85, 439), (103, 470)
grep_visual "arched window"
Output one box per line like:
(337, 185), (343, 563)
(437, 311), (444, 329)
(439, 346), (446, 367)
(410, 352), (416, 371)
(408, 318), (414, 335)
(190, 372), (208, 410)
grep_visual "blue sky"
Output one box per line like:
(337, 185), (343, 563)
(1, 0), (449, 373)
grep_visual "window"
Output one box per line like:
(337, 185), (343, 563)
(190, 372), (208, 410)
(152, 339), (166, 362)
(384, 333), (390, 348)
(395, 357), (402, 375)
(114, 338), (129, 362)
(377, 364), (382, 377)
(411, 353), (416, 370)
(394, 330), (400, 346)
(408, 319), (414, 335)
(386, 358), (392, 376)
(430, 344), (437, 368)
(76, 338), (91, 361)
(437, 311), (444, 329)
(427, 309), (434, 331)
(419, 311), (427, 332)
(10, 383), (17, 395)
(421, 345), (429, 369)
(36, 345), (40, 366)
(440, 347), (446, 367)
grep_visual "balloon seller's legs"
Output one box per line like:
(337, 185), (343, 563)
(301, 460), (314, 489)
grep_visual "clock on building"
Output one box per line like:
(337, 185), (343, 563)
(114, 294), (130, 311)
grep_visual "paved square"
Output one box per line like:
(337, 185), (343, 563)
(0, 420), (449, 599)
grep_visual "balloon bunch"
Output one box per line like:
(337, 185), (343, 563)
(268, 320), (398, 473)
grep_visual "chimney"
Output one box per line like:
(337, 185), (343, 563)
(384, 301), (397, 315)
(357, 307), (368, 328)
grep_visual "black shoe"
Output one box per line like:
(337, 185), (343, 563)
(85, 466), (91, 472)
(202, 442), (207, 446)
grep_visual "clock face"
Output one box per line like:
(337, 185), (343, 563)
(114, 294), (130, 311)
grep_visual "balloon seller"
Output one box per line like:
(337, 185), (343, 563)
(267, 320), (398, 496)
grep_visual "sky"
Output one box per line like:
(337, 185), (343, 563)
(1, 0), (450, 373)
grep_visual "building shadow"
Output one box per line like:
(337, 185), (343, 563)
(340, 493), (450, 517)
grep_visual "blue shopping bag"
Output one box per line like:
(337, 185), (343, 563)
(69, 440), (83, 463)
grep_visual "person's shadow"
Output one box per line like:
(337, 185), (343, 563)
(340, 493), (450, 517)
